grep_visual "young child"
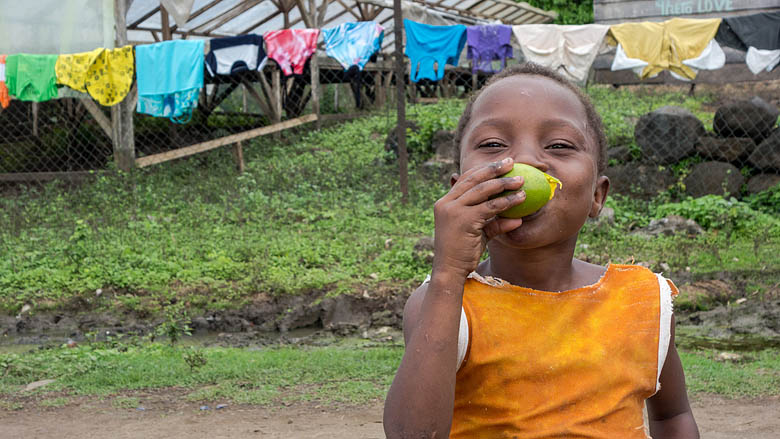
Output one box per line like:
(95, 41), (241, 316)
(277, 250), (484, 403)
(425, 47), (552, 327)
(383, 63), (699, 439)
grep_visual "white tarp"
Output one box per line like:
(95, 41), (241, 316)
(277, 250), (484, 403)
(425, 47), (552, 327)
(0, 0), (115, 54)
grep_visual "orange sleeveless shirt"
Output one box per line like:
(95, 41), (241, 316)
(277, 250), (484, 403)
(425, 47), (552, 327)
(452, 264), (671, 439)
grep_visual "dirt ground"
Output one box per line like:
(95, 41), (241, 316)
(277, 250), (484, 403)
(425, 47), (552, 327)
(1, 391), (778, 438)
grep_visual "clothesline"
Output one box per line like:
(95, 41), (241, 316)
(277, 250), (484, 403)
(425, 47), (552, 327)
(0, 12), (778, 122)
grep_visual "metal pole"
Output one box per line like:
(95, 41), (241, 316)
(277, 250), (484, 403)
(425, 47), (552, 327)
(393, 0), (409, 204)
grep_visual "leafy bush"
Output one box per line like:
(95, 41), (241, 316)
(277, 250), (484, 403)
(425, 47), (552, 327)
(405, 100), (463, 161)
(523, 0), (593, 24)
(655, 195), (777, 231)
(745, 183), (780, 215)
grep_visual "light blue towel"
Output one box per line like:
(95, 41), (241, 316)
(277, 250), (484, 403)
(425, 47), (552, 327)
(404, 19), (466, 82)
(135, 40), (204, 121)
(322, 22), (384, 71)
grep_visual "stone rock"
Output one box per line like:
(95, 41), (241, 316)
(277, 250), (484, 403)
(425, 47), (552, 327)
(684, 161), (744, 198)
(421, 159), (457, 186)
(587, 206), (615, 228)
(432, 130), (457, 162)
(695, 136), (754, 163)
(276, 293), (323, 333)
(635, 106), (704, 164)
(637, 215), (704, 237)
(748, 129), (780, 170)
(370, 309), (400, 327)
(746, 173), (780, 194)
(604, 164), (676, 199)
(321, 295), (371, 335)
(23, 379), (56, 392)
(607, 145), (632, 164)
(412, 236), (435, 264)
(384, 120), (420, 157)
(714, 98), (778, 143)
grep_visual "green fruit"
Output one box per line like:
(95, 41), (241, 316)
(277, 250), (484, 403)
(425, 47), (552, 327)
(495, 163), (562, 218)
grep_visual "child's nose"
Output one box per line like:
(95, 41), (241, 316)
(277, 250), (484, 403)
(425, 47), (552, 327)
(511, 152), (549, 173)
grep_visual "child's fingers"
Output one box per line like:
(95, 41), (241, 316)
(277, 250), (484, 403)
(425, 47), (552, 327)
(447, 158), (514, 200)
(483, 216), (524, 241)
(458, 175), (524, 207)
(474, 190), (527, 220)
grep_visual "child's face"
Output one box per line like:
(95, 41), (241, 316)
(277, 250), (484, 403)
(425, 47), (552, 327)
(458, 75), (609, 249)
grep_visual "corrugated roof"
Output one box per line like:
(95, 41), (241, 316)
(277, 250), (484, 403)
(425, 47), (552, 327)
(126, 0), (556, 48)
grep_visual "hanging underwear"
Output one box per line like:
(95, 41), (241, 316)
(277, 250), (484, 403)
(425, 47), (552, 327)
(322, 21), (384, 71)
(263, 29), (320, 76)
(512, 24), (609, 83)
(136, 40), (204, 123)
(715, 12), (780, 74)
(608, 18), (723, 80)
(0, 55), (9, 109)
(5, 54), (58, 102)
(205, 34), (267, 76)
(55, 46), (134, 106)
(404, 19), (467, 82)
(466, 24), (513, 74)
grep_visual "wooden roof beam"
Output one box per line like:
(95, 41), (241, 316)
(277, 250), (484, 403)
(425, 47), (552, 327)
(241, 9), (284, 34)
(128, 5), (160, 29)
(190, 0), (263, 34)
(333, 0), (361, 20)
(170, 0), (226, 33)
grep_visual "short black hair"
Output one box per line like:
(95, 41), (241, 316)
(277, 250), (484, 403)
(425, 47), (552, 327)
(454, 62), (608, 173)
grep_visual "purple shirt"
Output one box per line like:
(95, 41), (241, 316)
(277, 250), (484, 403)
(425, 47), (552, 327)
(467, 24), (514, 73)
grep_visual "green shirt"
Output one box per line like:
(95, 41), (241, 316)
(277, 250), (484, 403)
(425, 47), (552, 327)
(5, 54), (58, 102)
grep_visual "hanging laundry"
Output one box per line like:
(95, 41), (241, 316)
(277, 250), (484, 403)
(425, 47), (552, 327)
(160, 0), (196, 28)
(55, 46), (134, 106)
(608, 18), (723, 80)
(404, 19), (467, 82)
(0, 55), (9, 109)
(467, 24), (513, 74)
(205, 34), (267, 76)
(512, 24), (608, 83)
(715, 12), (780, 74)
(4, 54), (58, 102)
(135, 40), (204, 123)
(322, 22), (384, 71)
(263, 29), (320, 76)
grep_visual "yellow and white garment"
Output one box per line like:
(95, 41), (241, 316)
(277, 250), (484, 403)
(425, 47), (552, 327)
(512, 24), (610, 83)
(608, 18), (724, 80)
(55, 45), (134, 106)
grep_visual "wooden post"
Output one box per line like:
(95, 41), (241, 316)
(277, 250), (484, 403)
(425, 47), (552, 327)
(375, 71), (385, 109)
(393, 0), (408, 204)
(112, 0), (135, 172)
(471, 61), (478, 94)
(308, 0), (321, 130)
(160, 4), (172, 41)
(272, 63), (282, 140)
(233, 141), (245, 174)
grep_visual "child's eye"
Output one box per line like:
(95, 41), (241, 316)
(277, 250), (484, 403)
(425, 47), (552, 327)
(478, 141), (506, 149)
(546, 142), (575, 150)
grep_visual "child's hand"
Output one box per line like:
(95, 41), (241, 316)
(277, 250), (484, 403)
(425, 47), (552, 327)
(432, 158), (526, 281)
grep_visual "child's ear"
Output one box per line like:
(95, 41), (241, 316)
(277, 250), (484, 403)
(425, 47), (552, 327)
(589, 175), (610, 218)
(450, 173), (460, 188)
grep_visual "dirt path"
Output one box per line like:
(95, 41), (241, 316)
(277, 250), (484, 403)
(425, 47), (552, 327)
(1, 392), (778, 438)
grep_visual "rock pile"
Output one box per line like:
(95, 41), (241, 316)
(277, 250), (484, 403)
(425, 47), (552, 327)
(622, 96), (780, 198)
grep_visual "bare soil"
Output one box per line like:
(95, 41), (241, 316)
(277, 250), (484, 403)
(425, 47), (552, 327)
(1, 391), (778, 438)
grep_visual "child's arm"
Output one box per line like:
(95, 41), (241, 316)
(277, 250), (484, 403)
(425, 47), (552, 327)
(383, 158), (525, 439)
(646, 315), (700, 439)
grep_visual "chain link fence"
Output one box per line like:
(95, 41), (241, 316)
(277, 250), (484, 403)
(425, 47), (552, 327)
(1, 52), (779, 200)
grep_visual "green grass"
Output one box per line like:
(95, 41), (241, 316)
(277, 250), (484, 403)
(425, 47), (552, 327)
(0, 343), (403, 405)
(0, 91), (777, 317)
(680, 349), (780, 398)
(1, 343), (777, 406)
